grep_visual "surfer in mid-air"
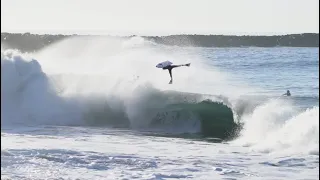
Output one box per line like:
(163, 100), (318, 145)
(156, 61), (190, 84)
(163, 63), (190, 84)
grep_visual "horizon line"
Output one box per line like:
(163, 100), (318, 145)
(1, 31), (319, 37)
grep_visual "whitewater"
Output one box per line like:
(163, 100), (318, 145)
(1, 36), (319, 180)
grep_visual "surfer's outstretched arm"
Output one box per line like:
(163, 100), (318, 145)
(170, 63), (191, 69)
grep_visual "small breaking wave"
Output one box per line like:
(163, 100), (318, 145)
(232, 98), (319, 155)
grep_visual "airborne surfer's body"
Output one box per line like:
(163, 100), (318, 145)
(162, 63), (190, 84)
(155, 61), (190, 84)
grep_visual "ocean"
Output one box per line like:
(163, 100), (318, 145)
(1, 36), (319, 180)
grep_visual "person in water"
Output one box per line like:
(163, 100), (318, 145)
(163, 63), (190, 84)
(283, 90), (291, 96)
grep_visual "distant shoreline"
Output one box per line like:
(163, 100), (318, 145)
(1, 32), (318, 52)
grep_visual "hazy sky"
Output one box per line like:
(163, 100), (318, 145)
(1, 0), (319, 35)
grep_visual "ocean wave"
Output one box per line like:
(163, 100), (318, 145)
(1, 49), (239, 139)
(1, 36), (318, 147)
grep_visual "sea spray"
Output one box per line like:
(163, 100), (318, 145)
(232, 98), (319, 155)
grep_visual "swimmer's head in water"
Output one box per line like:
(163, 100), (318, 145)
(286, 90), (291, 96)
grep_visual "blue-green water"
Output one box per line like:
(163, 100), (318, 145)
(208, 47), (319, 98)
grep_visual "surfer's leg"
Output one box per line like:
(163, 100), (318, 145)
(168, 69), (173, 80)
(168, 69), (173, 84)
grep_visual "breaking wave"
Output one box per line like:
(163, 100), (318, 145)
(1, 36), (318, 149)
(1, 46), (238, 139)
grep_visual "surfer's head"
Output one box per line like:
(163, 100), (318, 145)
(286, 90), (291, 96)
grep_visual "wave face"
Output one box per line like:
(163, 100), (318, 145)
(1, 36), (318, 147)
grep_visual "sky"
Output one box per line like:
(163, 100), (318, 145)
(1, 0), (319, 35)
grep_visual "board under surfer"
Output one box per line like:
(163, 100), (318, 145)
(156, 61), (190, 84)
